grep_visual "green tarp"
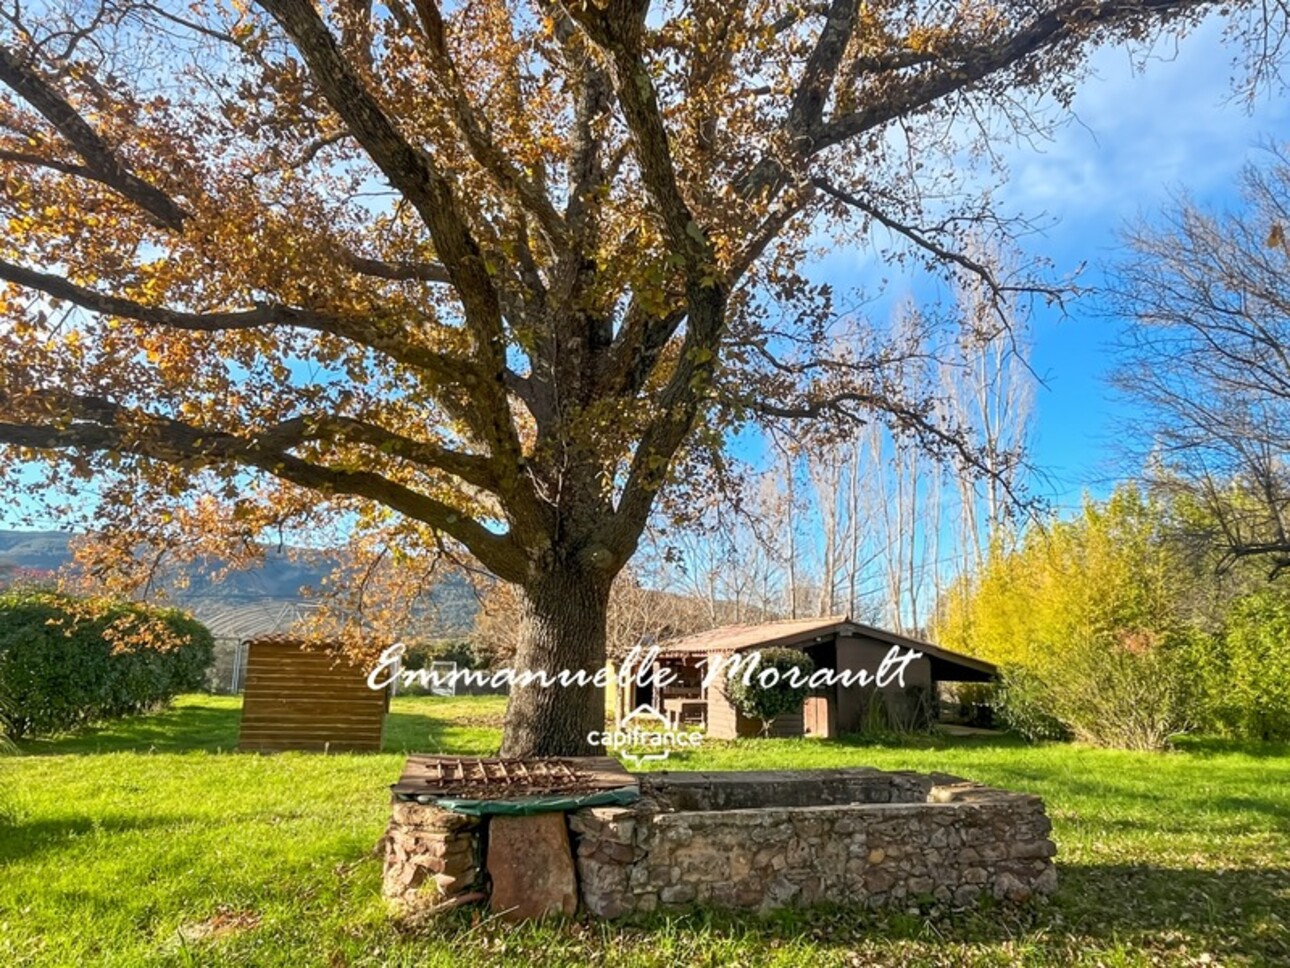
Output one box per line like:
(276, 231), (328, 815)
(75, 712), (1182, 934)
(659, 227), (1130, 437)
(401, 785), (640, 816)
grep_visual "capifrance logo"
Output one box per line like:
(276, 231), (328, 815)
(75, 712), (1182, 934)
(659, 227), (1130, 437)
(586, 703), (703, 765)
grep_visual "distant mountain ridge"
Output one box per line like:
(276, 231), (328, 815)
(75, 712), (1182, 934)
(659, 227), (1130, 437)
(0, 529), (479, 639)
(0, 530), (74, 574)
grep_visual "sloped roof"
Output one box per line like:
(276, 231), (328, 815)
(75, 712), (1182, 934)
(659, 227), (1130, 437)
(657, 615), (851, 655)
(184, 599), (317, 641)
(656, 615), (996, 679)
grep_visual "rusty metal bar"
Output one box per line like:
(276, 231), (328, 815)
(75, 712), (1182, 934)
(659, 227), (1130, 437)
(393, 754), (632, 801)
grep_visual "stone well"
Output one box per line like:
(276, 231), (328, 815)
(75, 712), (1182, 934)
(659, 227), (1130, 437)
(382, 767), (1057, 917)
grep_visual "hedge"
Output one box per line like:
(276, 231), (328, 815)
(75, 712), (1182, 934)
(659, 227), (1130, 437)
(0, 590), (213, 738)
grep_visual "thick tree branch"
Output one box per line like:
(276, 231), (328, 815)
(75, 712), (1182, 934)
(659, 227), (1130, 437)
(0, 391), (527, 581)
(338, 251), (452, 284)
(256, 0), (504, 337)
(257, 414), (501, 493)
(606, 284), (727, 552)
(410, 0), (568, 249)
(602, 304), (687, 398)
(0, 147), (94, 180)
(732, 0), (860, 201)
(257, 0), (527, 477)
(815, 0), (1208, 153)
(736, 0), (1211, 202)
(0, 258), (467, 382)
(568, 3), (712, 271)
(786, 0), (861, 141)
(0, 44), (188, 229)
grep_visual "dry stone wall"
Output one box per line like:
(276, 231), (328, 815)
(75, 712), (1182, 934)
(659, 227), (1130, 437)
(382, 768), (1057, 918)
(382, 800), (482, 908)
(569, 772), (1057, 916)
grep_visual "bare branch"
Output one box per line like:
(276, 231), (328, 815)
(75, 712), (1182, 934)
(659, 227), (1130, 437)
(814, 177), (1066, 307)
(747, 388), (1032, 515)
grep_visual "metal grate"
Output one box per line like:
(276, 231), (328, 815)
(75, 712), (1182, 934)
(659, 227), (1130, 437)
(392, 754), (635, 802)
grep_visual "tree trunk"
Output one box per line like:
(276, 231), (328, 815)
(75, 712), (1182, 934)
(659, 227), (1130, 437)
(499, 564), (612, 757)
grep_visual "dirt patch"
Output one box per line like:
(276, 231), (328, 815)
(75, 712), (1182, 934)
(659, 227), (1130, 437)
(176, 907), (261, 944)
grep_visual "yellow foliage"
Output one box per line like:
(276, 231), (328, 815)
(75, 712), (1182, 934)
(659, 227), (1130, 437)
(934, 486), (1194, 675)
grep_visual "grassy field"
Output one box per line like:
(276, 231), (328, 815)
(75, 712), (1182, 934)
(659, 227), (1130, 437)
(1, 695), (1287, 967)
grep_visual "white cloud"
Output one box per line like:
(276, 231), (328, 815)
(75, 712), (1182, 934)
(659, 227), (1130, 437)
(1002, 16), (1290, 246)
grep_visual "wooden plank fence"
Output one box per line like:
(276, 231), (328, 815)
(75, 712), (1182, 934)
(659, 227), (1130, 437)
(237, 636), (388, 752)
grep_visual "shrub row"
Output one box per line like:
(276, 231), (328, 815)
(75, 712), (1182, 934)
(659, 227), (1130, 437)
(937, 485), (1290, 748)
(0, 590), (213, 738)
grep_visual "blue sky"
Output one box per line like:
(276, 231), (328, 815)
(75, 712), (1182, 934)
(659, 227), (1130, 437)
(5, 17), (1288, 534)
(836, 18), (1290, 511)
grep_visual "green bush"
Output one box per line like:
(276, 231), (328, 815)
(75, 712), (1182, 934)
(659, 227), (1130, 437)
(1201, 591), (1290, 741)
(0, 590), (213, 738)
(934, 485), (1227, 750)
(726, 647), (815, 735)
(996, 632), (1199, 750)
(994, 664), (1070, 742)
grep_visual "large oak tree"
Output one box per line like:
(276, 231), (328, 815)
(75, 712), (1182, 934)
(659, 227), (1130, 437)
(0, 0), (1280, 754)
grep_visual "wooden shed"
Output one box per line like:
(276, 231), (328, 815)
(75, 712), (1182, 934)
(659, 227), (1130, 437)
(638, 616), (997, 740)
(237, 635), (389, 752)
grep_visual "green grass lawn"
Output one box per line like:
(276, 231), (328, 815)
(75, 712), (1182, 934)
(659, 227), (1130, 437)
(1, 695), (1287, 967)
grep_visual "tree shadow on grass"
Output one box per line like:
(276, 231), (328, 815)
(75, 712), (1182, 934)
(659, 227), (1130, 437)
(1172, 736), (1290, 759)
(0, 814), (183, 864)
(13, 698), (504, 759)
(404, 863), (1290, 964)
(1096, 796), (1290, 832)
(1213, 796), (1290, 824)
(14, 701), (241, 756)
(381, 709), (501, 756)
(825, 731), (1035, 753)
(1047, 863), (1290, 961)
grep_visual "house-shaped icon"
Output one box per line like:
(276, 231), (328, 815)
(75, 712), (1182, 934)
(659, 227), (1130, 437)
(616, 703), (680, 765)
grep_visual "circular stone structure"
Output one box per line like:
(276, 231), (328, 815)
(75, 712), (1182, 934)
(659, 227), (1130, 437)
(382, 767), (1058, 917)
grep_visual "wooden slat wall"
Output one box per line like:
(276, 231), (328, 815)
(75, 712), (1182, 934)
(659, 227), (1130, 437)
(705, 665), (741, 740)
(238, 640), (387, 752)
(706, 654), (807, 739)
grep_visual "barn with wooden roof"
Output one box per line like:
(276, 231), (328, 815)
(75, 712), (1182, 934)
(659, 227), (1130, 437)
(636, 616), (996, 739)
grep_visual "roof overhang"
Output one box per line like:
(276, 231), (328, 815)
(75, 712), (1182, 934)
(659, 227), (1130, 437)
(655, 618), (997, 681)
